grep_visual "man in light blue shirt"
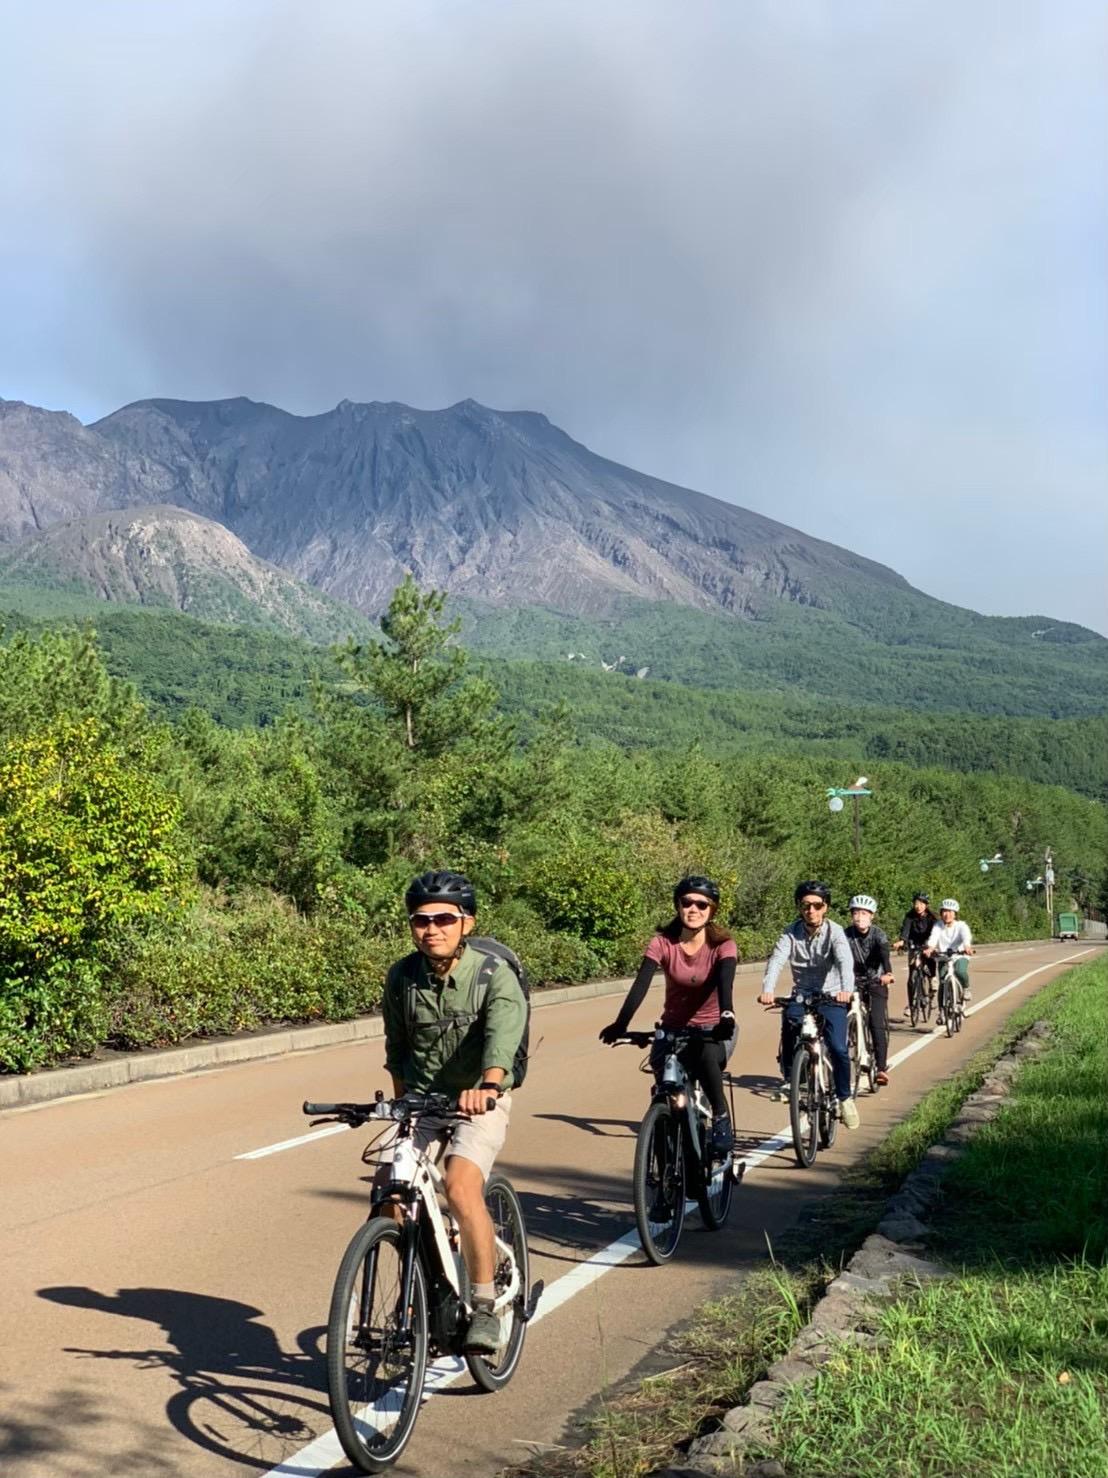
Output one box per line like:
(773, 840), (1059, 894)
(758, 880), (860, 1128)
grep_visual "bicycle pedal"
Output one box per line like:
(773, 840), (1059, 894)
(732, 1160), (747, 1183)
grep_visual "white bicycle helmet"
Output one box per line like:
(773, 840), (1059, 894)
(941, 898), (960, 913)
(849, 894), (878, 914)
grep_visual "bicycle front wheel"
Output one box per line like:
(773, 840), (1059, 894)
(633, 1100), (687, 1263)
(943, 981), (956, 1038)
(789, 1048), (819, 1169)
(696, 1123), (735, 1231)
(327, 1217), (428, 1474)
(465, 1172), (531, 1392)
(819, 1062), (839, 1149)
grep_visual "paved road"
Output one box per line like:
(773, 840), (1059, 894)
(1, 941), (1092, 1477)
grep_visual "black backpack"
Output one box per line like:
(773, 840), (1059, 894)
(400, 936), (532, 1089)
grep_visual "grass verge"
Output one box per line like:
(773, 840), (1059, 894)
(507, 953), (1103, 1478)
(766, 953), (1108, 1478)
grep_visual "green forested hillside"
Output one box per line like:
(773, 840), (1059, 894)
(456, 594), (1108, 718)
(2, 587), (1105, 1074)
(4, 595), (1102, 799)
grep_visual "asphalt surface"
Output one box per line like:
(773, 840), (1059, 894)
(1, 940), (1092, 1478)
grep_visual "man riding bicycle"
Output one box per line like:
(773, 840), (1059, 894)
(893, 891), (938, 1017)
(758, 881), (860, 1129)
(379, 870), (527, 1355)
(844, 894), (895, 1086)
(923, 898), (974, 1022)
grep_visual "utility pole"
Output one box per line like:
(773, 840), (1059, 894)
(1044, 848), (1055, 936)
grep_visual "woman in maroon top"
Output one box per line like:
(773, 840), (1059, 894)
(600, 876), (738, 1154)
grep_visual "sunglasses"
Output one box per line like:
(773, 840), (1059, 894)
(800, 901), (828, 911)
(678, 897), (712, 910)
(409, 911), (464, 930)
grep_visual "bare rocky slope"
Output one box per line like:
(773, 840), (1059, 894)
(3, 394), (906, 617)
(0, 501), (370, 642)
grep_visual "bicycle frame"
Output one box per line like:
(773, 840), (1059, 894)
(771, 995), (838, 1103)
(848, 992), (873, 1072)
(653, 1036), (715, 1158)
(935, 952), (965, 1014)
(371, 1112), (520, 1323)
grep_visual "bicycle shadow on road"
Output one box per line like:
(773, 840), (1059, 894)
(37, 1284), (331, 1471)
(530, 1112), (639, 1138)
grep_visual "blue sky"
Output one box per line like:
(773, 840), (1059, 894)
(2, 0), (1105, 632)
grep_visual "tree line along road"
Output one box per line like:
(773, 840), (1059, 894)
(0, 940), (1093, 1478)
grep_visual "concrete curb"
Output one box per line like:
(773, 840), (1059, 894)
(0, 973), (635, 1111)
(676, 1019), (1055, 1476)
(0, 941), (1042, 1113)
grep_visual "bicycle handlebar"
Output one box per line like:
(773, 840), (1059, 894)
(302, 1090), (498, 1125)
(612, 1023), (721, 1048)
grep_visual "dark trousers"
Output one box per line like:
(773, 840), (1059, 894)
(863, 982), (889, 1072)
(781, 998), (852, 1101)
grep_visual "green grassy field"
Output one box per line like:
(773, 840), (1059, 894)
(769, 952), (1108, 1478)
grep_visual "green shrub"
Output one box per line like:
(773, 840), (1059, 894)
(103, 890), (395, 1049)
(0, 718), (187, 1070)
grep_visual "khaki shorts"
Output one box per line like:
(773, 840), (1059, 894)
(371, 1094), (511, 1188)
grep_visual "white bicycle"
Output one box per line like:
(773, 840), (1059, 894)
(848, 987), (879, 1095)
(302, 1092), (541, 1472)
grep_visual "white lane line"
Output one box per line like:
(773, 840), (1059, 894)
(258, 946), (1090, 1477)
(236, 1124), (350, 1160)
(234, 951), (1051, 1158)
(234, 948), (1049, 1159)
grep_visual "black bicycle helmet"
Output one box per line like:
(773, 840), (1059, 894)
(673, 875), (720, 907)
(912, 891), (930, 903)
(794, 879), (832, 905)
(405, 870), (477, 917)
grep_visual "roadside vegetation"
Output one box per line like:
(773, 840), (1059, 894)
(768, 952), (1108, 1478)
(510, 955), (1106, 1478)
(1, 579), (1106, 1073)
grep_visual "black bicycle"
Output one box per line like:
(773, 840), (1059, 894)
(907, 947), (933, 1027)
(302, 1093), (541, 1472)
(614, 1025), (744, 1264)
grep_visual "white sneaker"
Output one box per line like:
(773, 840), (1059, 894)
(770, 1080), (790, 1102)
(840, 1098), (860, 1130)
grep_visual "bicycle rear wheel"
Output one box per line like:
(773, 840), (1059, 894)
(819, 1065), (839, 1149)
(327, 1218), (428, 1474)
(465, 1172), (530, 1391)
(633, 1100), (687, 1263)
(863, 1015), (878, 1094)
(789, 1048), (819, 1168)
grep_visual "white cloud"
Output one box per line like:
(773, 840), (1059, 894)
(2, 0), (1105, 630)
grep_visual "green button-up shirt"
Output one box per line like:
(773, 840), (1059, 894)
(381, 944), (527, 1094)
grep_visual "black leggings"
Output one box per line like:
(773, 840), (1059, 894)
(863, 982), (889, 1073)
(669, 1038), (729, 1116)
